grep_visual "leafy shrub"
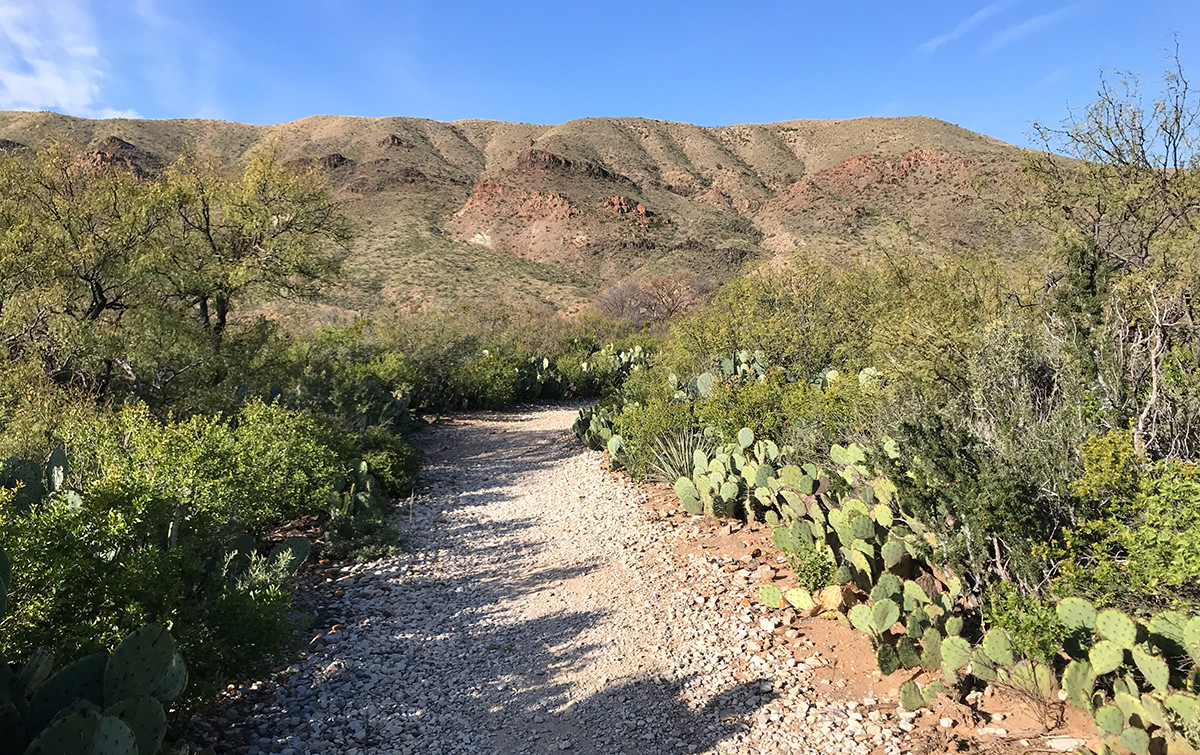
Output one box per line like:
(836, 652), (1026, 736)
(611, 398), (696, 477)
(786, 541), (836, 594)
(1058, 432), (1200, 612)
(358, 425), (421, 497)
(982, 582), (1066, 663)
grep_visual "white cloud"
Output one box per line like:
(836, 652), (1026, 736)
(0, 0), (136, 117)
(917, 0), (1020, 54)
(983, 5), (1080, 54)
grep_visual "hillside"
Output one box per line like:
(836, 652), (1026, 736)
(0, 111), (1040, 318)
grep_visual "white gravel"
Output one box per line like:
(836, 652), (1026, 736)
(185, 404), (917, 754)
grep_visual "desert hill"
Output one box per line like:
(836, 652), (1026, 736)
(0, 111), (1040, 318)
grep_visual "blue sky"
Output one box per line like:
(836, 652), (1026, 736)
(0, 1), (1196, 147)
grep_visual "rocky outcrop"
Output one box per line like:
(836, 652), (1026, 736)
(517, 148), (625, 183)
(379, 133), (414, 149)
(77, 136), (161, 178)
(322, 153), (354, 170)
(603, 195), (651, 217)
(459, 182), (572, 220)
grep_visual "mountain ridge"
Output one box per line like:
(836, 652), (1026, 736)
(0, 111), (1039, 319)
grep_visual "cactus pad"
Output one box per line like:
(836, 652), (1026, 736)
(872, 599), (900, 635)
(268, 536), (311, 574)
(1089, 640), (1125, 676)
(103, 624), (174, 709)
(17, 648), (55, 696)
(898, 681), (924, 710)
(875, 574), (901, 601)
(785, 588), (814, 610)
(759, 584), (782, 609)
(848, 604), (873, 634)
(1000, 660), (1054, 697)
(27, 652), (107, 733)
(1096, 609), (1138, 649)
(923, 681), (946, 705)
(1164, 692), (1200, 725)
(150, 652), (186, 704)
(1062, 660), (1097, 710)
(850, 515), (876, 541)
(921, 627), (943, 670)
(946, 617), (964, 637)
(898, 637), (921, 669)
(1120, 727), (1150, 755)
(872, 504), (893, 528)
(982, 628), (1016, 667)
(1056, 596), (1098, 631)
(941, 636), (972, 673)
(1185, 616), (1200, 667)
(971, 648), (997, 682)
(1094, 705), (1124, 735)
(876, 644), (900, 676)
(881, 540), (906, 570)
(104, 696), (166, 755)
(1130, 647), (1170, 693)
(770, 527), (794, 553)
(737, 428), (754, 449)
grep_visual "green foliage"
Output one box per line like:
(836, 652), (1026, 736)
(786, 540), (837, 595)
(1059, 439), (1200, 612)
(983, 583), (1067, 663)
(0, 548), (187, 755)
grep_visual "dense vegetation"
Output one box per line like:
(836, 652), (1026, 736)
(577, 71), (1200, 750)
(0, 142), (643, 747)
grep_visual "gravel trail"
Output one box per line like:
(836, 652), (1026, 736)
(188, 405), (908, 755)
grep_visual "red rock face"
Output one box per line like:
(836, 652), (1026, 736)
(461, 182), (573, 220)
(75, 136), (161, 178)
(603, 195), (651, 217)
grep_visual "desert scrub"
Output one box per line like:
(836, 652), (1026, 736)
(1058, 433), (1200, 612)
(786, 540), (836, 595)
(982, 582), (1066, 663)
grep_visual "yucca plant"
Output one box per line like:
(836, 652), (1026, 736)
(646, 426), (711, 483)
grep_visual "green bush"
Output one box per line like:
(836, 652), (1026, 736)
(786, 540), (836, 594)
(358, 425), (422, 496)
(1058, 431), (1200, 612)
(982, 582), (1066, 663)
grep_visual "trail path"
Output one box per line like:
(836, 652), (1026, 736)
(189, 405), (907, 755)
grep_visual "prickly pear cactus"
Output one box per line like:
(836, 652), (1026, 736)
(268, 536), (311, 575)
(759, 584), (782, 609)
(1062, 659), (1097, 710)
(1096, 609), (1138, 649)
(103, 625), (174, 709)
(25, 708), (139, 755)
(1057, 596), (1098, 631)
(103, 696), (166, 755)
(898, 681), (924, 710)
(27, 653), (108, 733)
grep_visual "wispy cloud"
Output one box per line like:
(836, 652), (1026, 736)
(917, 0), (1020, 54)
(0, 0), (136, 117)
(982, 5), (1080, 54)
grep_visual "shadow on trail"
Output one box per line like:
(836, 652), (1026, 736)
(191, 406), (774, 754)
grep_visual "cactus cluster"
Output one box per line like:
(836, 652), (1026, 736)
(1052, 598), (1200, 755)
(673, 428), (801, 520)
(681, 424), (1200, 743)
(0, 547), (187, 755)
(572, 405), (618, 451)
